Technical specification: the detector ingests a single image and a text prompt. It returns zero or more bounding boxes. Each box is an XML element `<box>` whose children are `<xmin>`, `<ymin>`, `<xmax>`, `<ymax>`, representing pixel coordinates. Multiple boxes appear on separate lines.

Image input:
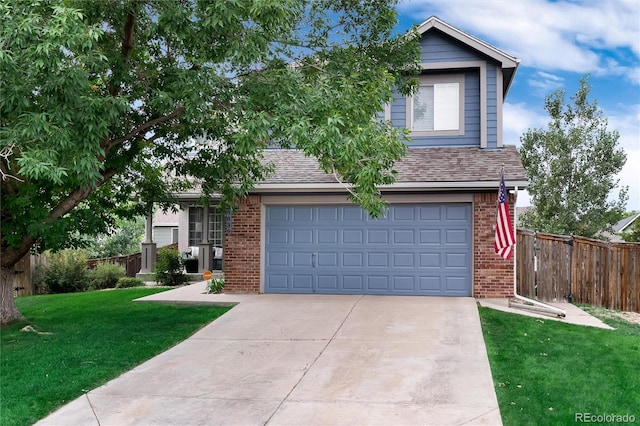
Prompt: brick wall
<box><xmin>473</xmin><ymin>192</ymin><xmax>515</xmax><ymax>298</ymax></box>
<box><xmin>223</xmin><ymin>195</ymin><xmax>261</xmax><ymax>293</ymax></box>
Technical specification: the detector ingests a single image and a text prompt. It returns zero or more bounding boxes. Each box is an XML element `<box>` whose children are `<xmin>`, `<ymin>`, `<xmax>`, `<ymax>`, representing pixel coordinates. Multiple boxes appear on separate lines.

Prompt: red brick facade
<box><xmin>223</xmin><ymin>195</ymin><xmax>262</xmax><ymax>293</ymax></box>
<box><xmin>224</xmin><ymin>193</ymin><xmax>516</xmax><ymax>298</ymax></box>
<box><xmin>473</xmin><ymin>192</ymin><xmax>516</xmax><ymax>298</ymax></box>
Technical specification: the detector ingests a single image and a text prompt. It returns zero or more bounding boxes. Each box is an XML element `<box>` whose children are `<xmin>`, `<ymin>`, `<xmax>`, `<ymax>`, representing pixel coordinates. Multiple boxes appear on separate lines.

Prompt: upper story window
<box><xmin>407</xmin><ymin>74</ymin><xmax>465</xmax><ymax>136</ymax></box>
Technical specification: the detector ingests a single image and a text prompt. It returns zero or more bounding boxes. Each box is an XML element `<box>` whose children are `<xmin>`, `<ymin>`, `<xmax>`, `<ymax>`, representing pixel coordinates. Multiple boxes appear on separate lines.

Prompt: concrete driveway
<box><xmin>36</xmin><ymin>291</ymin><xmax>501</xmax><ymax>425</ymax></box>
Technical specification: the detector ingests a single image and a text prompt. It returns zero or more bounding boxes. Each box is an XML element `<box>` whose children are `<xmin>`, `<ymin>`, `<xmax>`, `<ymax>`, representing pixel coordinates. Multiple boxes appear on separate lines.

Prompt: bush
<box><xmin>154</xmin><ymin>246</ymin><xmax>188</xmax><ymax>286</ymax></box>
<box><xmin>207</xmin><ymin>277</ymin><xmax>224</xmax><ymax>294</ymax></box>
<box><xmin>115</xmin><ymin>277</ymin><xmax>144</xmax><ymax>288</ymax></box>
<box><xmin>89</xmin><ymin>262</ymin><xmax>126</xmax><ymax>290</ymax></box>
<box><xmin>44</xmin><ymin>250</ymin><xmax>90</xmax><ymax>294</ymax></box>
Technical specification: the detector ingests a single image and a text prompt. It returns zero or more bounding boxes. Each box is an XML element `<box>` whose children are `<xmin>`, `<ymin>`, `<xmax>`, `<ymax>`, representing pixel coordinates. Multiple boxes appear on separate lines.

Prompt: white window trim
<box><xmin>406</xmin><ymin>74</ymin><xmax>465</xmax><ymax>137</ymax></box>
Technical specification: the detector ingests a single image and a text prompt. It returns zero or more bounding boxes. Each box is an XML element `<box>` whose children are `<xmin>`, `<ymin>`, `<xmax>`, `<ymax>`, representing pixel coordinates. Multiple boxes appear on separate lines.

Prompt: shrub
<box><xmin>44</xmin><ymin>250</ymin><xmax>90</xmax><ymax>294</ymax></box>
<box><xmin>154</xmin><ymin>246</ymin><xmax>188</xmax><ymax>286</ymax></box>
<box><xmin>207</xmin><ymin>277</ymin><xmax>224</xmax><ymax>294</ymax></box>
<box><xmin>115</xmin><ymin>277</ymin><xmax>144</xmax><ymax>288</ymax></box>
<box><xmin>89</xmin><ymin>262</ymin><xmax>126</xmax><ymax>290</ymax></box>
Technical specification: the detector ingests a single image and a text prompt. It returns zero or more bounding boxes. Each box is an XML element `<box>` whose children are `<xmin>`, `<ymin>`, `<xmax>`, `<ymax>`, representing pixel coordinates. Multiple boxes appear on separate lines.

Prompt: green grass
<box><xmin>1</xmin><ymin>288</ymin><xmax>231</xmax><ymax>426</ymax></box>
<box><xmin>479</xmin><ymin>307</ymin><xmax>640</xmax><ymax>426</ymax></box>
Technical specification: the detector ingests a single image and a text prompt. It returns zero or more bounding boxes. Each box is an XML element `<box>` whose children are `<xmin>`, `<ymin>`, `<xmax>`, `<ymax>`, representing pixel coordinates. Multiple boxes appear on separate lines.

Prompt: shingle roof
<box><xmin>260</xmin><ymin>145</ymin><xmax>527</xmax><ymax>188</ymax></box>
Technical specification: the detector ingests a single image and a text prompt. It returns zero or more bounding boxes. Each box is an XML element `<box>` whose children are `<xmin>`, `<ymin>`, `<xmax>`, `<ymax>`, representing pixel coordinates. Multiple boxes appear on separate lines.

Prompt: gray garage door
<box><xmin>264</xmin><ymin>204</ymin><xmax>471</xmax><ymax>296</ymax></box>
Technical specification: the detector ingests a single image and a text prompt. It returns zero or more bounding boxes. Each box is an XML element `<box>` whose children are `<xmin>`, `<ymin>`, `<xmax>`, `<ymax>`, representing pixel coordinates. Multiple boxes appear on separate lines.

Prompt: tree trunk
<box><xmin>1</xmin><ymin>266</ymin><xmax>24</xmax><ymax>325</ymax></box>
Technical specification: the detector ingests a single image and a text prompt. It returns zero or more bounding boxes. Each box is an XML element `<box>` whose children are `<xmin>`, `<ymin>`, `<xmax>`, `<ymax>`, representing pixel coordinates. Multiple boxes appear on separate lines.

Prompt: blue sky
<box><xmin>395</xmin><ymin>0</ymin><xmax>640</xmax><ymax>211</ymax></box>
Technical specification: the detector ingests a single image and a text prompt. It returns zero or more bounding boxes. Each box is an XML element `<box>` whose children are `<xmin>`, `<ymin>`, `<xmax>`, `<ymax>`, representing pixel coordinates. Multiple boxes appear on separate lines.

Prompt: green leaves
<box><xmin>519</xmin><ymin>76</ymin><xmax>628</xmax><ymax>238</ymax></box>
<box><xmin>1</xmin><ymin>0</ymin><xmax>419</xmax><ymax>264</ymax></box>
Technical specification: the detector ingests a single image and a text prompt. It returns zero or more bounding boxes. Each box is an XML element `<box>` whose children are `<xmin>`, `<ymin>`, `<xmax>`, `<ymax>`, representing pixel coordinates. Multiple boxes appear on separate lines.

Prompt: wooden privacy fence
<box><xmin>87</xmin><ymin>253</ymin><xmax>142</xmax><ymax>277</ymax></box>
<box><xmin>87</xmin><ymin>243</ymin><xmax>178</xmax><ymax>277</ymax></box>
<box><xmin>517</xmin><ymin>229</ymin><xmax>640</xmax><ymax>313</ymax></box>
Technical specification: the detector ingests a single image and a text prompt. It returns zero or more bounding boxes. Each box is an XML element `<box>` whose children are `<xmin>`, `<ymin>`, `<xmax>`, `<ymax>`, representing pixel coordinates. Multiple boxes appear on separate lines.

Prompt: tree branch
<box><xmin>101</xmin><ymin>106</ymin><xmax>186</xmax><ymax>155</ymax></box>
<box><xmin>1</xmin><ymin>168</ymin><xmax>118</xmax><ymax>268</ymax></box>
<box><xmin>109</xmin><ymin>10</ymin><xmax>136</xmax><ymax>97</ymax></box>
<box><xmin>121</xmin><ymin>11</ymin><xmax>135</xmax><ymax>61</ymax></box>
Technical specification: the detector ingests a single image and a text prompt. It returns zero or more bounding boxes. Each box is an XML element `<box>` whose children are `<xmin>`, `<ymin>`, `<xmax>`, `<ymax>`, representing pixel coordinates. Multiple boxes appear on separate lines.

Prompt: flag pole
<box><xmin>509</xmin><ymin>183</ymin><xmax>566</xmax><ymax>318</ymax></box>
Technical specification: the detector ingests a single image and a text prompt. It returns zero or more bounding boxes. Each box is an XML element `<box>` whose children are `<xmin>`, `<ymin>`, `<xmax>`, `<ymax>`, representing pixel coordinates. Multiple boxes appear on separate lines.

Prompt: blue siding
<box><xmin>419</xmin><ymin>32</ymin><xmax>478</xmax><ymax>63</ymax></box>
<box><xmin>486</xmin><ymin>64</ymin><xmax>498</xmax><ymax>148</ymax></box>
<box><xmin>265</xmin><ymin>204</ymin><xmax>472</xmax><ymax>296</ymax></box>
<box><xmin>390</xmin><ymin>93</ymin><xmax>405</xmax><ymax>128</ymax></box>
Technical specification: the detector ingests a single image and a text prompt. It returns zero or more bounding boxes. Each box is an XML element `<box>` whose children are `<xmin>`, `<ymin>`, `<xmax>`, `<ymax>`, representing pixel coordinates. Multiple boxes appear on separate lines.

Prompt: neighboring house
<box><xmin>152</xmin><ymin>209</ymin><xmax>179</xmax><ymax>248</ymax></box>
<box><xmin>608</xmin><ymin>212</ymin><xmax>640</xmax><ymax>242</ymax></box>
<box><xmin>149</xmin><ymin>16</ymin><xmax>528</xmax><ymax>298</ymax></box>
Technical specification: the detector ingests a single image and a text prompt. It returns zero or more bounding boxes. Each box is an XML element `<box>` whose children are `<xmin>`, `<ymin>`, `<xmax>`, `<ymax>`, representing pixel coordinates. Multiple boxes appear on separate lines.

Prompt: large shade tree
<box><xmin>519</xmin><ymin>76</ymin><xmax>627</xmax><ymax>238</ymax></box>
<box><xmin>0</xmin><ymin>0</ymin><xmax>421</xmax><ymax>323</ymax></box>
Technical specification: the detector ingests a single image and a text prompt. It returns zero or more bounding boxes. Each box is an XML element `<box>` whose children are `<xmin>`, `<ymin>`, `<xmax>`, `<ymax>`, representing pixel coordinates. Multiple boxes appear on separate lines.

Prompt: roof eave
<box><xmin>254</xmin><ymin>180</ymin><xmax>529</xmax><ymax>192</ymax></box>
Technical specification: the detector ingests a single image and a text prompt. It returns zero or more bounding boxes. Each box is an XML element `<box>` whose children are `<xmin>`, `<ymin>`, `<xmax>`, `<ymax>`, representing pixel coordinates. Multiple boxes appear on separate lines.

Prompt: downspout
<box><xmin>511</xmin><ymin>186</ymin><xmax>566</xmax><ymax>318</ymax></box>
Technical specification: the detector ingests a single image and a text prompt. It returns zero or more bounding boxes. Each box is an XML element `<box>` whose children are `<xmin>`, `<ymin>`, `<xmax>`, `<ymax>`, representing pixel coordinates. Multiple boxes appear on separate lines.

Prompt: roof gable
<box><xmin>416</xmin><ymin>16</ymin><xmax>519</xmax><ymax>96</ymax></box>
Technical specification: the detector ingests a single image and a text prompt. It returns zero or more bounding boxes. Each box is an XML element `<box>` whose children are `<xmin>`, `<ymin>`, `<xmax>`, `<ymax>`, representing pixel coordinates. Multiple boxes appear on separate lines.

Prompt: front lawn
<box><xmin>1</xmin><ymin>288</ymin><xmax>231</xmax><ymax>426</ymax></box>
<box><xmin>479</xmin><ymin>307</ymin><xmax>640</xmax><ymax>426</ymax></box>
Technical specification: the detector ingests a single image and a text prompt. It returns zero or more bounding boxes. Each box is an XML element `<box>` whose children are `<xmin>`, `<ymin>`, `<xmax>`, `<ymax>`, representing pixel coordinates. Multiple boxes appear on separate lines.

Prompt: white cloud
<box><xmin>399</xmin><ymin>0</ymin><xmax>640</xmax><ymax>81</ymax></box>
<box><xmin>527</xmin><ymin>71</ymin><xmax>565</xmax><ymax>95</ymax></box>
<box><xmin>503</xmin><ymin>102</ymin><xmax>548</xmax><ymax>145</ymax></box>
<box><xmin>608</xmin><ymin>105</ymin><xmax>640</xmax><ymax>210</ymax></box>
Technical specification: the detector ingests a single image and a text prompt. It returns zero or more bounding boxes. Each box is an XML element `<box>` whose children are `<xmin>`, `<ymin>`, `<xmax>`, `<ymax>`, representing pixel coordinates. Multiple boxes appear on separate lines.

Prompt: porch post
<box><xmin>139</xmin><ymin>205</ymin><xmax>157</xmax><ymax>274</ymax></box>
<box><xmin>197</xmin><ymin>205</ymin><xmax>212</xmax><ymax>272</ymax></box>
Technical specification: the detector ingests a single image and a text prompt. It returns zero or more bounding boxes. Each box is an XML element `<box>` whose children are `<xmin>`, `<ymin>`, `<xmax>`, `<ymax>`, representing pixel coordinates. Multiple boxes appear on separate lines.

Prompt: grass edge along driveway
<box><xmin>479</xmin><ymin>306</ymin><xmax>640</xmax><ymax>426</ymax></box>
<box><xmin>1</xmin><ymin>288</ymin><xmax>231</xmax><ymax>426</ymax></box>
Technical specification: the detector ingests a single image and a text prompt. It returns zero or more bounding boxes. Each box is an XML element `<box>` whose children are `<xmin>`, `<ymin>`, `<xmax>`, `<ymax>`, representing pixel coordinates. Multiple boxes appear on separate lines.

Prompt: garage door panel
<box><xmin>265</xmin><ymin>204</ymin><xmax>471</xmax><ymax>296</ymax></box>
<box><xmin>420</xmin><ymin>229</ymin><xmax>441</xmax><ymax>244</ymax></box>
<box><xmin>292</xmin><ymin>275</ymin><xmax>313</xmax><ymax>290</ymax></box>
<box><xmin>343</xmin><ymin>252</ymin><xmax>363</xmax><ymax>267</ymax></box>
<box><xmin>393</xmin><ymin>229</ymin><xmax>415</xmax><ymax>244</ymax></box>
<box><xmin>368</xmin><ymin>253</ymin><xmax>389</xmax><ymax>267</ymax></box>
<box><xmin>268</xmin><ymin>275</ymin><xmax>288</xmax><ymax>290</ymax></box>
<box><xmin>445</xmin><ymin>276</ymin><xmax>469</xmax><ymax>293</ymax></box>
<box><xmin>445</xmin><ymin>229</ymin><xmax>469</xmax><ymax>244</ymax></box>
<box><xmin>419</xmin><ymin>205</ymin><xmax>442</xmax><ymax>221</ymax></box>
<box><xmin>445</xmin><ymin>205</ymin><xmax>470</xmax><ymax>221</ymax></box>
<box><xmin>420</xmin><ymin>253</ymin><xmax>440</xmax><ymax>268</ymax></box>
<box><xmin>318</xmin><ymin>229</ymin><xmax>338</xmax><ymax>243</ymax></box>
<box><xmin>393</xmin><ymin>205</ymin><xmax>415</xmax><ymax>220</ymax></box>
<box><xmin>420</xmin><ymin>276</ymin><xmax>441</xmax><ymax>291</ymax></box>
<box><xmin>343</xmin><ymin>229</ymin><xmax>363</xmax><ymax>244</ymax></box>
<box><xmin>293</xmin><ymin>229</ymin><xmax>313</xmax><ymax>243</ymax></box>
<box><xmin>393</xmin><ymin>253</ymin><xmax>415</xmax><ymax>267</ymax></box>
<box><xmin>367</xmin><ymin>229</ymin><xmax>389</xmax><ymax>244</ymax></box>
<box><xmin>318</xmin><ymin>252</ymin><xmax>338</xmax><ymax>267</ymax></box>
<box><xmin>268</xmin><ymin>207</ymin><xmax>289</xmax><ymax>221</ymax></box>
<box><xmin>367</xmin><ymin>276</ymin><xmax>389</xmax><ymax>291</ymax></box>
<box><xmin>393</xmin><ymin>276</ymin><xmax>415</xmax><ymax>291</ymax></box>
<box><xmin>343</xmin><ymin>275</ymin><xmax>363</xmax><ymax>291</ymax></box>
<box><xmin>267</xmin><ymin>252</ymin><xmax>288</xmax><ymax>267</ymax></box>
<box><xmin>293</xmin><ymin>252</ymin><xmax>313</xmax><ymax>267</ymax></box>
<box><xmin>343</xmin><ymin>206</ymin><xmax>364</xmax><ymax>221</ymax></box>
<box><xmin>317</xmin><ymin>275</ymin><xmax>338</xmax><ymax>290</ymax></box>
<box><xmin>267</xmin><ymin>229</ymin><xmax>288</xmax><ymax>244</ymax></box>
<box><xmin>446</xmin><ymin>253</ymin><xmax>468</xmax><ymax>268</ymax></box>
<box><xmin>293</xmin><ymin>207</ymin><xmax>313</xmax><ymax>222</ymax></box>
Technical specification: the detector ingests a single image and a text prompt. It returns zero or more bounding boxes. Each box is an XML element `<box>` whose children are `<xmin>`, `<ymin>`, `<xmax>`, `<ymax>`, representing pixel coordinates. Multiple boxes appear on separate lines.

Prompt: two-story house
<box><xmin>149</xmin><ymin>16</ymin><xmax>528</xmax><ymax>299</ymax></box>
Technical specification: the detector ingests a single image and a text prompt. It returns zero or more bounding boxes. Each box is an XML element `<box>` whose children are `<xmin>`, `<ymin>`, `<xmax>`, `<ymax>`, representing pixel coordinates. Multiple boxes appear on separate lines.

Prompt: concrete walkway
<box><xmin>36</xmin><ymin>283</ymin><xmax>502</xmax><ymax>425</ymax></box>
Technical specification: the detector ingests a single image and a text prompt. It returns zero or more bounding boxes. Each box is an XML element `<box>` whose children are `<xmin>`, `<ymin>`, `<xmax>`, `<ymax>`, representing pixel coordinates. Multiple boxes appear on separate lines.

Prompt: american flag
<box><xmin>495</xmin><ymin>171</ymin><xmax>515</xmax><ymax>259</ymax></box>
